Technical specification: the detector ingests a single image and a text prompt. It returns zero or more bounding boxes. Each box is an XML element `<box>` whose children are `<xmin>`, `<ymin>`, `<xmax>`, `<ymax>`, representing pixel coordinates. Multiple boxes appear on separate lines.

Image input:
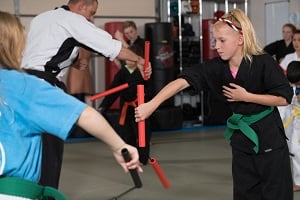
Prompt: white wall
<box><xmin>0</xmin><ymin>0</ymin><xmax>157</xmax><ymax>38</ymax></box>
<box><xmin>2</xmin><ymin>0</ymin><xmax>300</xmax><ymax>47</ymax></box>
<box><xmin>249</xmin><ymin>0</ymin><xmax>300</xmax><ymax>46</ymax></box>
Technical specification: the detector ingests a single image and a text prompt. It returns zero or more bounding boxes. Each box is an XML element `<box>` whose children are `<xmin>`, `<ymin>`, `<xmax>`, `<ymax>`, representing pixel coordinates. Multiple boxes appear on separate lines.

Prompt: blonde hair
<box><xmin>0</xmin><ymin>11</ymin><xmax>25</xmax><ymax>70</ymax></box>
<box><xmin>215</xmin><ymin>8</ymin><xmax>263</xmax><ymax>63</ymax></box>
<box><xmin>123</xmin><ymin>21</ymin><xmax>137</xmax><ymax>30</ymax></box>
<box><xmin>68</xmin><ymin>0</ymin><xmax>98</xmax><ymax>5</ymax></box>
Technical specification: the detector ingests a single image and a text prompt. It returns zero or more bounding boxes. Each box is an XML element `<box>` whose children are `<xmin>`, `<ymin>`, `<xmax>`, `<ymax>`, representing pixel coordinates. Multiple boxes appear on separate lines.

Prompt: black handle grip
<box><xmin>121</xmin><ymin>148</ymin><xmax>142</xmax><ymax>188</ymax></box>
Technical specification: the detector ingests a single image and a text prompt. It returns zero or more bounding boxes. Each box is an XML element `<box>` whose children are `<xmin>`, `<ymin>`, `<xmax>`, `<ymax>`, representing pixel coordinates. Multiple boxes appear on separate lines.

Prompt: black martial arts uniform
<box><xmin>100</xmin><ymin>66</ymin><xmax>152</xmax><ymax>165</ymax></box>
<box><xmin>127</xmin><ymin>36</ymin><xmax>145</xmax><ymax>53</ymax></box>
<box><xmin>264</xmin><ymin>39</ymin><xmax>295</xmax><ymax>63</ymax></box>
<box><xmin>21</xmin><ymin>5</ymin><xmax>122</xmax><ymax>190</ymax></box>
<box><xmin>179</xmin><ymin>54</ymin><xmax>294</xmax><ymax>200</ymax></box>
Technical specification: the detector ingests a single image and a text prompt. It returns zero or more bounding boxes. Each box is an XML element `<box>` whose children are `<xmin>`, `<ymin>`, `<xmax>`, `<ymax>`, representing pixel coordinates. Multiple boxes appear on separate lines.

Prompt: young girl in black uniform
<box><xmin>99</xmin><ymin>45</ymin><xmax>152</xmax><ymax>165</ymax></box>
<box><xmin>135</xmin><ymin>8</ymin><xmax>294</xmax><ymax>200</ymax></box>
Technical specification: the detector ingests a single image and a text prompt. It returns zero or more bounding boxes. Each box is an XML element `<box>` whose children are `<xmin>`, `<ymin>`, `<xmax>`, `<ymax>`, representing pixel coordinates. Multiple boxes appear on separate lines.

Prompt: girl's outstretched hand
<box><xmin>135</xmin><ymin>102</ymin><xmax>155</xmax><ymax>122</ymax></box>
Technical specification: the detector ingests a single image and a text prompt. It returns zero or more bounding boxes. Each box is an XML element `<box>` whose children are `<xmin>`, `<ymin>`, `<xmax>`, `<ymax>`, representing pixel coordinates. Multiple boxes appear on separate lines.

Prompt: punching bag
<box><xmin>145</xmin><ymin>22</ymin><xmax>175</xmax><ymax>107</ymax></box>
<box><xmin>145</xmin><ymin>22</ymin><xmax>182</xmax><ymax>130</ymax></box>
<box><xmin>104</xmin><ymin>22</ymin><xmax>124</xmax><ymax>110</ymax></box>
<box><xmin>202</xmin><ymin>19</ymin><xmax>218</xmax><ymax>61</ymax></box>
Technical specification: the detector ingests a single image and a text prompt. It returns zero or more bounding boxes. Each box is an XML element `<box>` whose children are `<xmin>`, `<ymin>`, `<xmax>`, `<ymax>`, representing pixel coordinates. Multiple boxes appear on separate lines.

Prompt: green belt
<box><xmin>224</xmin><ymin>106</ymin><xmax>274</xmax><ymax>154</ymax></box>
<box><xmin>0</xmin><ymin>177</ymin><xmax>67</xmax><ymax>200</ymax></box>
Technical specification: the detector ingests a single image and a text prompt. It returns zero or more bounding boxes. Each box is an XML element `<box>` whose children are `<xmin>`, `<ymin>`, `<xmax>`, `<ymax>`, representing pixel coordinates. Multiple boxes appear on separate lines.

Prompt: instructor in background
<box><xmin>21</xmin><ymin>0</ymin><xmax>151</xmax><ymax>191</ymax></box>
<box><xmin>264</xmin><ymin>23</ymin><xmax>296</xmax><ymax>63</ymax></box>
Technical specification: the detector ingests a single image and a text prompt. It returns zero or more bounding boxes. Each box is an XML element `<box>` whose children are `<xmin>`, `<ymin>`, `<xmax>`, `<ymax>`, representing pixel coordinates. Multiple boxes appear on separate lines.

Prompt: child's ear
<box><xmin>238</xmin><ymin>34</ymin><xmax>244</xmax><ymax>45</ymax></box>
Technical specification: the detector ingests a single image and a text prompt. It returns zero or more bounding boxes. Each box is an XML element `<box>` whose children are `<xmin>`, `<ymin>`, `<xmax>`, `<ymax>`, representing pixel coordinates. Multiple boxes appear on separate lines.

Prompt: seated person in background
<box><xmin>99</xmin><ymin>45</ymin><xmax>152</xmax><ymax>165</ymax></box>
<box><xmin>0</xmin><ymin>10</ymin><xmax>142</xmax><ymax>199</ymax></box>
<box><xmin>280</xmin><ymin>29</ymin><xmax>300</xmax><ymax>73</ymax></box>
<box><xmin>115</xmin><ymin>21</ymin><xmax>145</xmax><ymax>50</ymax></box>
<box><xmin>114</xmin><ymin>21</ymin><xmax>145</xmax><ymax>68</ymax></box>
<box><xmin>264</xmin><ymin>23</ymin><xmax>296</xmax><ymax>63</ymax></box>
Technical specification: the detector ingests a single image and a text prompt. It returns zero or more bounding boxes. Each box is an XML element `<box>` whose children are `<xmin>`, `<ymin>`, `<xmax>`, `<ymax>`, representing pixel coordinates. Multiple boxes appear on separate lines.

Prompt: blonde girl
<box><xmin>135</xmin><ymin>8</ymin><xmax>293</xmax><ymax>200</ymax></box>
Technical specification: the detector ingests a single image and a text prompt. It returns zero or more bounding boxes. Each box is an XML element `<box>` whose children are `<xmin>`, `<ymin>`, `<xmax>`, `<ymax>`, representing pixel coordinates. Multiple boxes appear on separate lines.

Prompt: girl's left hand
<box><xmin>222</xmin><ymin>83</ymin><xmax>249</xmax><ymax>102</ymax></box>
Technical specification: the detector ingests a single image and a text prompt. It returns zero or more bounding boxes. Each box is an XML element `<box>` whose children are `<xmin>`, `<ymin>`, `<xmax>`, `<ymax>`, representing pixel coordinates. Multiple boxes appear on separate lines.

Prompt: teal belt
<box><xmin>224</xmin><ymin>106</ymin><xmax>274</xmax><ymax>154</ymax></box>
<box><xmin>0</xmin><ymin>177</ymin><xmax>67</xmax><ymax>200</ymax></box>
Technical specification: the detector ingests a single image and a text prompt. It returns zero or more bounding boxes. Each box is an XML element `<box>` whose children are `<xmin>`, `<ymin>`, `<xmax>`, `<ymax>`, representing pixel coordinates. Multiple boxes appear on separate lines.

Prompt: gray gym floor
<box><xmin>59</xmin><ymin>127</ymin><xmax>300</xmax><ymax>200</ymax></box>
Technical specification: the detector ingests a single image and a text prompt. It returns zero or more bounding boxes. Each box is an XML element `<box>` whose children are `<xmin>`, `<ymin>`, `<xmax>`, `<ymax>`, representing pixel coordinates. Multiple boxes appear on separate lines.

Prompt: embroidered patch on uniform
<box><xmin>264</xmin><ymin>148</ymin><xmax>272</xmax><ymax>152</ymax></box>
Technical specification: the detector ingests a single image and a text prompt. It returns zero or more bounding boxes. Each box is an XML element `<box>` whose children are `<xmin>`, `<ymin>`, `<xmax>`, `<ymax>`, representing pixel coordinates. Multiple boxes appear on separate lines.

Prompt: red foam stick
<box><xmin>143</xmin><ymin>41</ymin><xmax>150</xmax><ymax>80</ymax></box>
<box><xmin>149</xmin><ymin>157</ymin><xmax>171</xmax><ymax>189</ymax></box>
<box><xmin>89</xmin><ymin>83</ymin><xmax>129</xmax><ymax>101</ymax></box>
<box><xmin>137</xmin><ymin>84</ymin><xmax>145</xmax><ymax>147</ymax></box>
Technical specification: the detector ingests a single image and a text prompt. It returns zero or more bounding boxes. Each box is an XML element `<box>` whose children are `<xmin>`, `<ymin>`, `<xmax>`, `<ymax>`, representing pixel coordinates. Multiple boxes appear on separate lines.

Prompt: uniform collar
<box><xmin>55</xmin><ymin>5</ymin><xmax>70</xmax><ymax>11</ymax></box>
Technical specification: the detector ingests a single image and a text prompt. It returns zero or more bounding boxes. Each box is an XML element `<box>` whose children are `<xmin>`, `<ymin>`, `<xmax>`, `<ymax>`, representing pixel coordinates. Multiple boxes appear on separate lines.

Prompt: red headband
<box><xmin>218</xmin><ymin>18</ymin><xmax>243</xmax><ymax>35</ymax></box>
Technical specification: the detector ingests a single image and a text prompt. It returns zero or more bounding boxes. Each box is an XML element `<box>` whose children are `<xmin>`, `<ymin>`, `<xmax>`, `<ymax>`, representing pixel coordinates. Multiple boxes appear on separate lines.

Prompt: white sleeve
<box><xmin>62</xmin><ymin>14</ymin><xmax>122</xmax><ymax>61</ymax></box>
<box><xmin>280</xmin><ymin>54</ymin><xmax>293</xmax><ymax>71</ymax></box>
<box><xmin>278</xmin><ymin>105</ymin><xmax>290</xmax><ymax>122</ymax></box>
<box><xmin>280</xmin><ymin>58</ymin><xmax>288</xmax><ymax>71</ymax></box>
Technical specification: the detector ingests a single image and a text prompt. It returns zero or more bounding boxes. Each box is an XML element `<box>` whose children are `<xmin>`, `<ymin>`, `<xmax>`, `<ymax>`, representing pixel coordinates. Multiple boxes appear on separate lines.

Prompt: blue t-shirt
<box><xmin>0</xmin><ymin>69</ymin><xmax>86</xmax><ymax>182</ymax></box>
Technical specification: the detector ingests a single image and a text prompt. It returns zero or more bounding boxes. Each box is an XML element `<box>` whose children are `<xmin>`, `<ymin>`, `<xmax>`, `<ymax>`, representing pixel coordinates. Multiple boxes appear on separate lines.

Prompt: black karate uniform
<box><xmin>127</xmin><ymin>36</ymin><xmax>145</xmax><ymax>53</ymax></box>
<box><xmin>264</xmin><ymin>39</ymin><xmax>295</xmax><ymax>63</ymax></box>
<box><xmin>100</xmin><ymin>66</ymin><xmax>153</xmax><ymax>165</ymax></box>
<box><xmin>179</xmin><ymin>54</ymin><xmax>294</xmax><ymax>200</ymax></box>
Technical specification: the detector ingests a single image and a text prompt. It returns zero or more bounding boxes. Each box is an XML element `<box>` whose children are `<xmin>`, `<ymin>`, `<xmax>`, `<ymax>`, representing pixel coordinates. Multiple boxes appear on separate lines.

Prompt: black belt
<box><xmin>24</xmin><ymin>69</ymin><xmax>67</xmax><ymax>92</ymax></box>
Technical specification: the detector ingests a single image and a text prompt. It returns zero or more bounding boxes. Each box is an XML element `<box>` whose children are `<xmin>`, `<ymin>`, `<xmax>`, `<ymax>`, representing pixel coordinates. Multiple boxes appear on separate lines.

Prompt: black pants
<box><xmin>232</xmin><ymin>145</ymin><xmax>293</xmax><ymax>200</ymax></box>
<box><xmin>121</xmin><ymin>107</ymin><xmax>152</xmax><ymax>165</ymax></box>
<box><xmin>25</xmin><ymin>69</ymin><xmax>67</xmax><ymax>191</ymax></box>
<box><xmin>39</xmin><ymin>134</ymin><xmax>64</xmax><ymax>189</ymax></box>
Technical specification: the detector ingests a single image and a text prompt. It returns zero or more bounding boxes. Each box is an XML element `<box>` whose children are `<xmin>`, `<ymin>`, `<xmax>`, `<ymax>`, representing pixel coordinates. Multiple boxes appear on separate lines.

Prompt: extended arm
<box><xmin>115</xmin><ymin>30</ymin><xmax>129</xmax><ymax>48</ymax></box>
<box><xmin>135</xmin><ymin>78</ymin><xmax>190</xmax><ymax>121</ymax></box>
